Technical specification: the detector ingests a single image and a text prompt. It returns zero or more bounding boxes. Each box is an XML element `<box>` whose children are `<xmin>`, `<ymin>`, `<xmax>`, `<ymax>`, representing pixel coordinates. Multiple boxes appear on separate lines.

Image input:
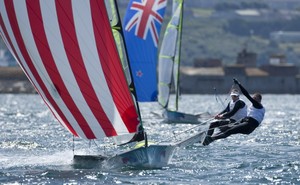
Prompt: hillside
<box><xmin>1</xmin><ymin>0</ymin><xmax>300</xmax><ymax>67</ymax></box>
<box><xmin>177</xmin><ymin>0</ymin><xmax>300</xmax><ymax>66</ymax></box>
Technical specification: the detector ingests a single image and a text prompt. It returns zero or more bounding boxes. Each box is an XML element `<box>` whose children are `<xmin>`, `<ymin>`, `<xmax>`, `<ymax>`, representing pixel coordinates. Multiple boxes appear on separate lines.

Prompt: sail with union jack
<box><xmin>123</xmin><ymin>0</ymin><xmax>167</xmax><ymax>102</ymax></box>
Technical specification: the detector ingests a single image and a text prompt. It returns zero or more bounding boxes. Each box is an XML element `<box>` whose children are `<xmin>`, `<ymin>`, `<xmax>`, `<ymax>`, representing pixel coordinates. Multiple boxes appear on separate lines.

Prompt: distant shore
<box><xmin>1</xmin><ymin>66</ymin><xmax>300</xmax><ymax>94</ymax></box>
<box><xmin>0</xmin><ymin>67</ymin><xmax>36</xmax><ymax>94</ymax></box>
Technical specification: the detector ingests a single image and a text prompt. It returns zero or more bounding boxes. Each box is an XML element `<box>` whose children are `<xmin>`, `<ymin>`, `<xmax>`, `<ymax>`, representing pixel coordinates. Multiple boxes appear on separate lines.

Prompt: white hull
<box><xmin>109</xmin><ymin>144</ymin><xmax>177</xmax><ymax>168</ymax></box>
<box><xmin>73</xmin><ymin>131</ymin><xmax>207</xmax><ymax>168</ymax></box>
<box><xmin>73</xmin><ymin>145</ymin><xmax>176</xmax><ymax>169</ymax></box>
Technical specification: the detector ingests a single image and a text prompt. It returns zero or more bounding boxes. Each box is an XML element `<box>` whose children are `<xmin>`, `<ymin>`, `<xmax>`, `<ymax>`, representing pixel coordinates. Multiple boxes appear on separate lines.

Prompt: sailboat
<box><xmin>158</xmin><ymin>0</ymin><xmax>204</xmax><ymax>124</ymax></box>
<box><xmin>0</xmin><ymin>0</ymin><xmax>206</xmax><ymax>168</ymax></box>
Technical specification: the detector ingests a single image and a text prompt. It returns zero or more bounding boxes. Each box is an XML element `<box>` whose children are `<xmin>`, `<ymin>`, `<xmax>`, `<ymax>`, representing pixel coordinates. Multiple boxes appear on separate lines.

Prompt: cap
<box><xmin>230</xmin><ymin>89</ymin><xmax>239</xmax><ymax>96</ymax></box>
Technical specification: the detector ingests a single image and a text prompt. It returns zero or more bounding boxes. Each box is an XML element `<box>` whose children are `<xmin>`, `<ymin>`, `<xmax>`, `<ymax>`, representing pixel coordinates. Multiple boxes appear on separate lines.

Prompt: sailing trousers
<box><xmin>207</xmin><ymin>119</ymin><xmax>235</xmax><ymax>137</ymax></box>
<box><xmin>211</xmin><ymin>117</ymin><xmax>259</xmax><ymax>140</ymax></box>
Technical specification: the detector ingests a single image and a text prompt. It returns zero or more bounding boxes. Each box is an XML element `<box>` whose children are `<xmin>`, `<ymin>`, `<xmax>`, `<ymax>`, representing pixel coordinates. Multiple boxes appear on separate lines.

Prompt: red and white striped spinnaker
<box><xmin>0</xmin><ymin>0</ymin><xmax>142</xmax><ymax>140</ymax></box>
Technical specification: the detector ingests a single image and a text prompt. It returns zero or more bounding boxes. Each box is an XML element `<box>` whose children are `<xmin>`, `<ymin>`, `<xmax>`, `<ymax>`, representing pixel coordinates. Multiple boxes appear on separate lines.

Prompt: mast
<box><xmin>109</xmin><ymin>0</ymin><xmax>145</xmax><ymax>142</ymax></box>
<box><xmin>174</xmin><ymin>0</ymin><xmax>184</xmax><ymax>110</ymax></box>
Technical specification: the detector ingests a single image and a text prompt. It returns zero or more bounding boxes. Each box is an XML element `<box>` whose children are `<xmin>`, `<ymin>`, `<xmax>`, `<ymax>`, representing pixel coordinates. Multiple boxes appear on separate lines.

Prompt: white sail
<box><xmin>158</xmin><ymin>0</ymin><xmax>183</xmax><ymax>109</ymax></box>
<box><xmin>157</xmin><ymin>0</ymin><xmax>203</xmax><ymax>124</ymax></box>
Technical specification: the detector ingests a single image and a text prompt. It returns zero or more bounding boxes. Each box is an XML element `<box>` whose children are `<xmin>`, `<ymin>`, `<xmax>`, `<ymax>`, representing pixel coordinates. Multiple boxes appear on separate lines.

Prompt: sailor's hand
<box><xmin>214</xmin><ymin>114</ymin><xmax>222</xmax><ymax>119</ymax></box>
<box><xmin>233</xmin><ymin>78</ymin><xmax>240</xmax><ymax>85</ymax></box>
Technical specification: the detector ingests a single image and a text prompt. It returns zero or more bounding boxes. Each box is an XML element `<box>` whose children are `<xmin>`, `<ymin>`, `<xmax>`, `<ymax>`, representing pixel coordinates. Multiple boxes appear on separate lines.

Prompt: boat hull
<box><xmin>72</xmin><ymin>131</ymin><xmax>207</xmax><ymax>169</ymax></box>
<box><xmin>72</xmin><ymin>145</ymin><xmax>176</xmax><ymax>169</ymax></box>
<box><xmin>163</xmin><ymin>109</ymin><xmax>200</xmax><ymax>124</ymax></box>
<box><xmin>72</xmin><ymin>155</ymin><xmax>107</xmax><ymax>169</ymax></box>
<box><xmin>109</xmin><ymin>144</ymin><xmax>177</xmax><ymax>168</ymax></box>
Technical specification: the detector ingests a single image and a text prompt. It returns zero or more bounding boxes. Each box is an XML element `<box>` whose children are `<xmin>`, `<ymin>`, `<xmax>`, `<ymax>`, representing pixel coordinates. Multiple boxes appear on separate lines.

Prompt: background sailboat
<box><xmin>0</xmin><ymin>0</ymin><xmax>206</xmax><ymax>168</ymax></box>
<box><xmin>158</xmin><ymin>0</ymin><xmax>205</xmax><ymax>124</ymax></box>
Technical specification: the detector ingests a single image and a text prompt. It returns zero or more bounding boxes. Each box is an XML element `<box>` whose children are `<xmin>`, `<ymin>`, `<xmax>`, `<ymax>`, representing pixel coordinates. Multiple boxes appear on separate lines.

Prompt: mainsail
<box><xmin>123</xmin><ymin>0</ymin><xmax>167</xmax><ymax>102</ymax></box>
<box><xmin>158</xmin><ymin>0</ymin><xmax>183</xmax><ymax>109</ymax></box>
<box><xmin>0</xmin><ymin>0</ymin><xmax>142</xmax><ymax>143</ymax></box>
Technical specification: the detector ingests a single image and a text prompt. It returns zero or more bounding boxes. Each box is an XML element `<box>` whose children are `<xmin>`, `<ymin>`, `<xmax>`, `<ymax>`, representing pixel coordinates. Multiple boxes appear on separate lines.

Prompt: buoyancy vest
<box><xmin>229</xmin><ymin>99</ymin><xmax>247</xmax><ymax>121</ymax></box>
<box><xmin>247</xmin><ymin>105</ymin><xmax>265</xmax><ymax>124</ymax></box>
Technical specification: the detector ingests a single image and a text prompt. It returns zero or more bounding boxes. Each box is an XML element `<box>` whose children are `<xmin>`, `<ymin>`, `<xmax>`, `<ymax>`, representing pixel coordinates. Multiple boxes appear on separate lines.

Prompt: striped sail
<box><xmin>123</xmin><ymin>0</ymin><xmax>167</xmax><ymax>102</ymax></box>
<box><xmin>158</xmin><ymin>0</ymin><xmax>183</xmax><ymax>109</ymax></box>
<box><xmin>0</xmin><ymin>0</ymin><xmax>142</xmax><ymax>141</ymax></box>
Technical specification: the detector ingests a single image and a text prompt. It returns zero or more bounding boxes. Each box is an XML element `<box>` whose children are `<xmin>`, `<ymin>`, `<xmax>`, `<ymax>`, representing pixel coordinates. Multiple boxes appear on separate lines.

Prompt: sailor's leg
<box><xmin>207</xmin><ymin>120</ymin><xmax>229</xmax><ymax>136</ymax></box>
<box><xmin>212</xmin><ymin>121</ymin><xmax>251</xmax><ymax>140</ymax></box>
<box><xmin>216</xmin><ymin>119</ymin><xmax>236</xmax><ymax>133</ymax></box>
<box><xmin>206</xmin><ymin>121</ymin><xmax>217</xmax><ymax>137</ymax></box>
<box><xmin>203</xmin><ymin>120</ymin><xmax>230</xmax><ymax>145</ymax></box>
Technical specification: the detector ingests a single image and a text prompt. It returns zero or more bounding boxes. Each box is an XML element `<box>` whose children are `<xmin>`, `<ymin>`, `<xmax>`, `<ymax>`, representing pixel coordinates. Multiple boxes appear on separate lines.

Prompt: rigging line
<box><xmin>92</xmin><ymin>139</ymin><xmax>100</xmax><ymax>148</ymax></box>
<box><xmin>211</xmin><ymin>84</ymin><xmax>237</xmax><ymax>117</ymax></box>
<box><xmin>160</xmin><ymin>117</ymin><xmax>246</xmax><ymax>144</ymax></box>
<box><xmin>214</xmin><ymin>87</ymin><xmax>226</xmax><ymax>109</ymax></box>
<box><xmin>72</xmin><ymin>135</ymin><xmax>75</xmax><ymax>156</ymax></box>
<box><xmin>158</xmin><ymin>117</ymin><xmax>215</xmax><ymax>143</ymax></box>
<box><xmin>187</xmin><ymin>85</ymin><xmax>238</xmax><ymax>134</ymax></box>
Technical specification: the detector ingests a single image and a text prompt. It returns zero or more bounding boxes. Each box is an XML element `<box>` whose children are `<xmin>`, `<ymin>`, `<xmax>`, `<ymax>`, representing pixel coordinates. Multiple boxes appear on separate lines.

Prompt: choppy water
<box><xmin>0</xmin><ymin>94</ymin><xmax>299</xmax><ymax>184</ymax></box>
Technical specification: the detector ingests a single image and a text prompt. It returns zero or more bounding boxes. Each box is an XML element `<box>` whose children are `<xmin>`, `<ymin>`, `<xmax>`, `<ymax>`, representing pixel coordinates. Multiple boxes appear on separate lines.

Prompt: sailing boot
<box><xmin>202</xmin><ymin>136</ymin><xmax>214</xmax><ymax>146</ymax></box>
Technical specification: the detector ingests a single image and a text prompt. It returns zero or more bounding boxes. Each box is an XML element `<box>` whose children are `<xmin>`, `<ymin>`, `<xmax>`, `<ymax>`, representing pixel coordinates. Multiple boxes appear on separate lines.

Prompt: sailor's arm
<box><xmin>215</xmin><ymin>103</ymin><xmax>230</xmax><ymax>119</ymax></box>
<box><xmin>233</xmin><ymin>79</ymin><xmax>262</xmax><ymax>108</ymax></box>
<box><xmin>221</xmin><ymin>100</ymin><xmax>245</xmax><ymax>118</ymax></box>
<box><xmin>233</xmin><ymin>79</ymin><xmax>256</xmax><ymax>102</ymax></box>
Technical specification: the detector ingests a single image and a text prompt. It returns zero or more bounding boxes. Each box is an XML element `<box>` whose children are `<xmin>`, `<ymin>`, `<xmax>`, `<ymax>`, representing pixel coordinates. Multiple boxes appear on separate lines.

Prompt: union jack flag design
<box><xmin>125</xmin><ymin>0</ymin><xmax>167</xmax><ymax>47</ymax></box>
<box><xmin>123</xmin><ymin>0</ymin><xmax>167</xmax><ymax>102</ymax></box>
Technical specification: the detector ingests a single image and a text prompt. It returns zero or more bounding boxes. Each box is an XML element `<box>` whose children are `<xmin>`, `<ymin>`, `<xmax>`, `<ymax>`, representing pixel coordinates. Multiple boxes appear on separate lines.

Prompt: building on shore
<box><xmin>180</xmin><ymin>49</ymin><xmax>300</xmax><ymax>94</ymax></box>
<box><xmin>0</xmin><ymin>49</ymin><xmax>300</xmax><ymax>94</ymax></box>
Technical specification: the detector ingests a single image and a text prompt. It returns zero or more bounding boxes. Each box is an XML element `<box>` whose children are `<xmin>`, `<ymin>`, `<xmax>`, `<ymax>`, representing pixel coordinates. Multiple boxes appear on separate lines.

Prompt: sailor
<box><xmin>203</xmin><ymin>78</ymin><xmax>265</xmax><ymax>146</ymax></box>
<box><xmin>203</xmin><ymin>88</ymin><xmax>247</xmax><ymax>145</ymax></box>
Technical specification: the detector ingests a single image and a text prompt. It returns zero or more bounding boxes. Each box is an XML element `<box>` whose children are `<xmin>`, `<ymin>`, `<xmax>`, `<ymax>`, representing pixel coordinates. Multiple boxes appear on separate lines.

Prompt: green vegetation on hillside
<box><xmin>176</xmin><ymin>7</ymin><xmax>300</xmax><ymax>66</ymax></box>
<box><xmin>1</xmin><ymin>1</ymin><xmax>300</xmax><ymax>67</ymax></box>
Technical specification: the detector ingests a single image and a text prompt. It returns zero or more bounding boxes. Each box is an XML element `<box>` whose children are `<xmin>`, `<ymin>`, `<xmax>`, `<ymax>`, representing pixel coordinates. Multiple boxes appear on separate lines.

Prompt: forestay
<box><xmin>0</xmin><ymin>0</ymin><xmax>142</xmax><ymax>142</ymax></box>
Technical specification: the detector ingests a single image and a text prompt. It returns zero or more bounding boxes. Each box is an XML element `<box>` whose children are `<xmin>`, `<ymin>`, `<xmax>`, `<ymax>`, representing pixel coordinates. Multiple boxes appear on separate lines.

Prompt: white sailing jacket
<box><xmin>247</xmin><ymin>105</ymin><xmax>265</xmax><ymax>124</ymax></box>
<box><xmin>229</xmin><ymin>99</ymin><xmax>247</xmax><ymax>121</ymax></box>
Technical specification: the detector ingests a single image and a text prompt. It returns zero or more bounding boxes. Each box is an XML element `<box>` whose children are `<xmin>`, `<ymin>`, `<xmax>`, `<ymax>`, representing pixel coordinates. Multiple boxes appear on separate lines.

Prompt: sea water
<box><xmin>0</xmin><ymin>94</ymin><xmax>299</xmax><ymax>184</ymax></box>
